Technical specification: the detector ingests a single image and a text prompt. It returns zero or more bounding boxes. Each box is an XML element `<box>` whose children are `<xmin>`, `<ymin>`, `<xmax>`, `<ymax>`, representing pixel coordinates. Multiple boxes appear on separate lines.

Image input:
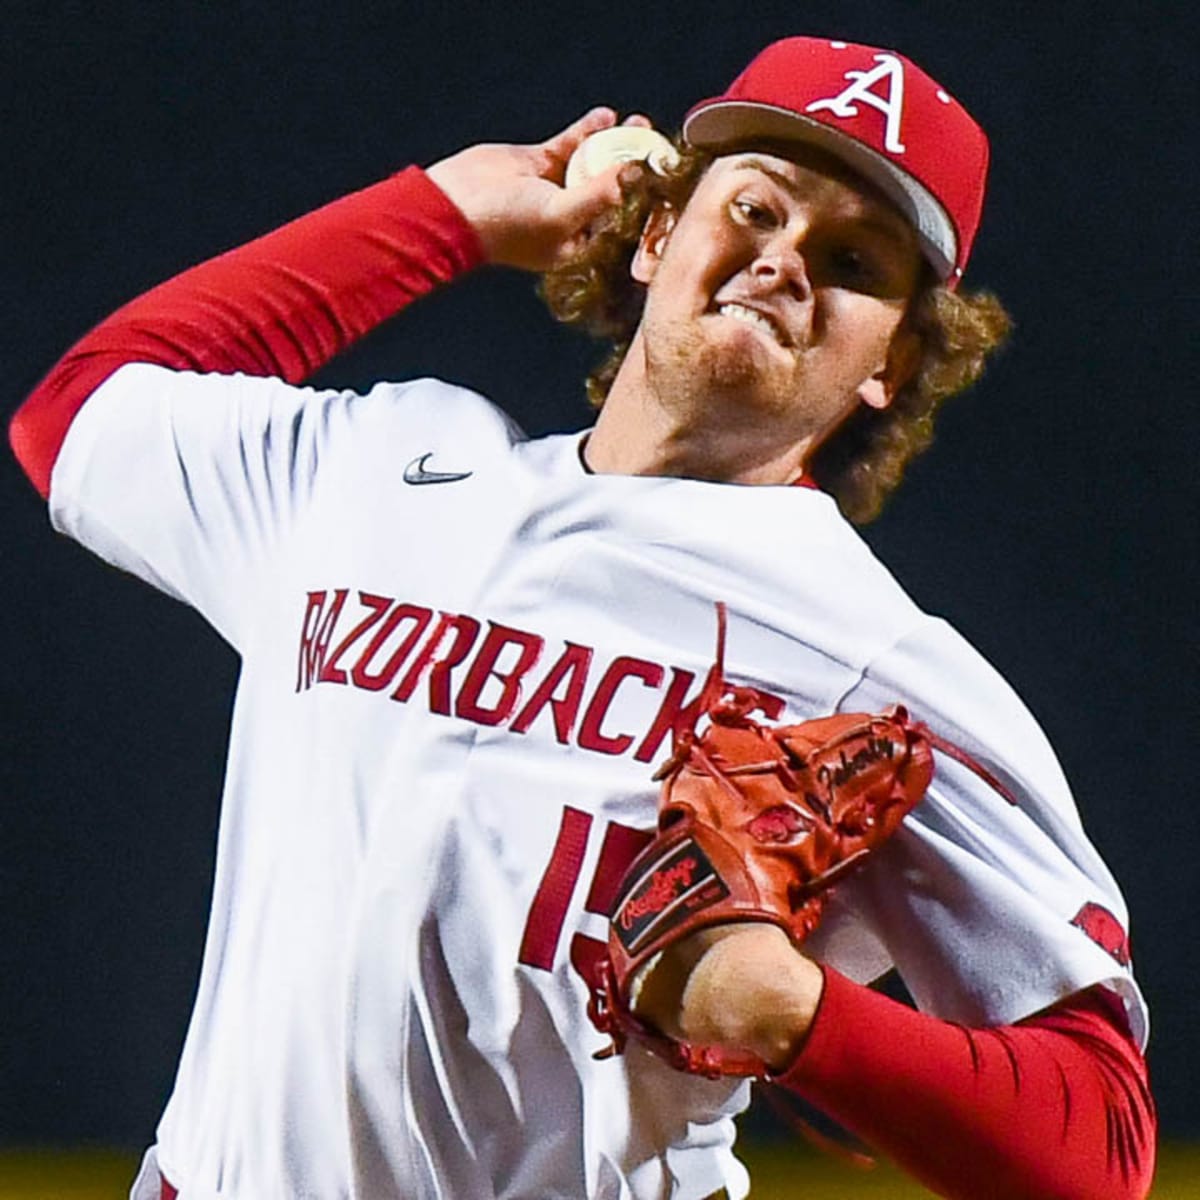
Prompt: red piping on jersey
<box><xmin>9</xmin><ymin>166</ymin><xmax>484</xmax><ymax>498</ymax></box>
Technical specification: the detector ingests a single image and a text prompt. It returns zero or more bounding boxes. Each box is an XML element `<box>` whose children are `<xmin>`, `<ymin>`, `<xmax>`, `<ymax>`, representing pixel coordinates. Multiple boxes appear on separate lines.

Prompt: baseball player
<box><xmin>11</xmin><ymin>36</ymin><xmax>1154</xmax><ymax>1200</ymax></box>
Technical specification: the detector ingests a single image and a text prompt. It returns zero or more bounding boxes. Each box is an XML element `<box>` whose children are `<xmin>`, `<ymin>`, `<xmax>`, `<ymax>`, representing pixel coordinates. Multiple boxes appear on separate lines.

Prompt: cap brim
<box><xmin>684</xmin><ymin>100</ymin><xmax>957</xmax><ymax>281</ymax></box>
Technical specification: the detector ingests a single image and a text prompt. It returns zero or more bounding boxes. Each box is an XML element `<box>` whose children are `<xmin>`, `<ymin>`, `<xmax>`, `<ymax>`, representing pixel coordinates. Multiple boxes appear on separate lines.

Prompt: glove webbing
<box><xmin>667</xmin><ymin>602</ymin><xmax>1020</xmax><ymax>808</ymax></box>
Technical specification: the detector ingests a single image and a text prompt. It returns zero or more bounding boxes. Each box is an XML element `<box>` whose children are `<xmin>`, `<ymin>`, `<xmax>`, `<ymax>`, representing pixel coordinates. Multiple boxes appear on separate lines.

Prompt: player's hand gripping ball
<box><xmin>564</xmin><ymin>125</ymin><xmax>680</xmax><ymax>188</ymax></box>
<box><xmin>588</xmin><ymin>605</ymin><xmax>937</xmax><ymax>1079</ymax></box>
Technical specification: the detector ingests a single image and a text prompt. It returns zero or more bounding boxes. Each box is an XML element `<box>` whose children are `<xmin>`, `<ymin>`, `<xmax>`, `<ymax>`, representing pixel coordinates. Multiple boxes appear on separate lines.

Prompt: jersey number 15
<box><xmin>517</xmin><ymin>806</ymin><xmax>652</xmax><ymax>992</ymax></box>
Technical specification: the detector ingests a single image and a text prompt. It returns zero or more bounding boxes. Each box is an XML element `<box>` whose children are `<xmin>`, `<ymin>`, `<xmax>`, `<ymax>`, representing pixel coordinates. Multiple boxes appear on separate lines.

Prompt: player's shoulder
<box><xmin>800</xmin><ymin>490</ymin><xmax>928</xmax><ymax>609</ymax></box>
<box><xmin>93</xmin><ymin>363</ymin><xmax>524</xmax><ymax>440</ymax></box>
<box><xmin>334</xmin><ymin>375</ymin><xmax>526</xmax><ymax>444</ymax></box>
<box><xmin>67</xmin><ymin>364</ymin><xmax>531</xmax><ymax>496</ymax></box>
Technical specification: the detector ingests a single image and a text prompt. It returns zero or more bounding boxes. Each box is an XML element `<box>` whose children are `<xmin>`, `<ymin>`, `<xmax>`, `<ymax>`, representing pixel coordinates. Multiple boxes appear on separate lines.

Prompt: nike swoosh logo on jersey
<box><xmin>402</xmin><ymin>452</ymin><xmax>473</xmax><ymax>485</ymax></box>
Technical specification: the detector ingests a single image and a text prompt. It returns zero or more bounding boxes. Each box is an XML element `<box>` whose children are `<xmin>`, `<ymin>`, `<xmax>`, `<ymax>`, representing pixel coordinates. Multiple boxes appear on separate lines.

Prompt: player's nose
<box><xmin>750</xmin><ymin>237</ymin><xmax>811</xmax><ymax>301</ymax></box>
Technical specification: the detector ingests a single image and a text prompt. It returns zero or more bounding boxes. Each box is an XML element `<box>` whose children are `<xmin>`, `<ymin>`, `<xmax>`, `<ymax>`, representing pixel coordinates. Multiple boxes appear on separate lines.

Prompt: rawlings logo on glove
<box><xmin>588</xmin><ymin>602</ymin><xmax>1014</xmax><ymax>1080</ymax></box>
<box><xmin>613</xmin><ymin>842</ymin><xmax>728</xmax><ymax>952</ymax></box>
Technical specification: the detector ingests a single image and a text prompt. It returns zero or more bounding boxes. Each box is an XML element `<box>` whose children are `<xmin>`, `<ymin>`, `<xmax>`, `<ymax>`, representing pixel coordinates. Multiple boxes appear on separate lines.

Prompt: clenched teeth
<box><xmin>716</xmin><ymin>302</ymin><xmax>784</xmax><ymax>345</ymax></box>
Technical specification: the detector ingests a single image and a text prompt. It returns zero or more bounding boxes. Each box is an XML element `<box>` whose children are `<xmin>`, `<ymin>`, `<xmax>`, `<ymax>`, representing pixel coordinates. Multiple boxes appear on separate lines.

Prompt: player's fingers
<box><xmin>544</xmin><ymin>160</ymin><xmax>638</xmax><ymax>268</ymax></box>
<box><xmin>554</xmin><ymin>158</ymin><xmax>633</xmax><ymax>225</ymax></box>
<box><xmin>540</xmin><ymin>106</ymin><xmax>619</xmax><ymax>167</ymax></box>
<box><xmin>621</xmin><ymin>112</ymin><xmax>654</xmax><ymax>128</ymax></box>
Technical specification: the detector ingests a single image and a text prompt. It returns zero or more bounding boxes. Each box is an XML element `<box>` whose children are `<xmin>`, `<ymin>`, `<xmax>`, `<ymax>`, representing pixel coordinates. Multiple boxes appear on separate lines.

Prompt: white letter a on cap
<box><xmin>806</xmin><ymin>53</ymin><xmax>906</xmax><ymax>154</ymax></box>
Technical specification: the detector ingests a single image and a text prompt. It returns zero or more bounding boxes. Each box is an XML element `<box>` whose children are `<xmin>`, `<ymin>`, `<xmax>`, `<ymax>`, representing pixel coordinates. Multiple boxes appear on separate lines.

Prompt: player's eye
<box><xmin>828</xmin><ymin>245</ymin><xmax>883</xmax><ymax>290</ymax></box>
<box><xmin>731</xmin><ymin>197</ymin><xmax>779</xmax><ymax>229</ymax></box>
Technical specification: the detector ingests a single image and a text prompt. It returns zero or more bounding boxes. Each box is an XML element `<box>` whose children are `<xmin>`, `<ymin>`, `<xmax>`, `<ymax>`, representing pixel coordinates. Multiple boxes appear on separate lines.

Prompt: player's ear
<box><xmin>856</xmin><ymin>327</ymin><xmax>920</xmax><ymax>411</ymax></box>
<box><xmin>631</xmin><ymin>205</ymin><xmax>676</xmax><ymax>284</ymax></box>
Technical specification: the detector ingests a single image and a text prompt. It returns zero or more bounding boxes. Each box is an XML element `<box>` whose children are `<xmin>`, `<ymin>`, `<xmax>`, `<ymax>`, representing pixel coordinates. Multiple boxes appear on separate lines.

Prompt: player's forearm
<box><xmin>9</xmin><ymin>165</ymin><xmax>483</xmax><ymax>498</ymax></box>
<box><xmin>778</xmin><ymin>969</ymin><xmax>1155</xmax><ymax>1199</ymax></box>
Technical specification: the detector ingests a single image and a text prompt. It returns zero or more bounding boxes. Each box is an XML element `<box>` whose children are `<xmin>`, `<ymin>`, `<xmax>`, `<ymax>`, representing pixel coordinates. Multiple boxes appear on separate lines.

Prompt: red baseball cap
<box><xmin>683</xmin><ymin>37</ymin><xmax>989</xmax><ymax>284</ymax></box>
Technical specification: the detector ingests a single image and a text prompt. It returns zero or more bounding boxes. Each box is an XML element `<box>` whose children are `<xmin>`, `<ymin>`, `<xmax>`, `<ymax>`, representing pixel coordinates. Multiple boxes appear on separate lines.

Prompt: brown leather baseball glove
<box><xmin>588</xmin><ymin>603</ymin><xmax>995</xmax><ymax>1080</ymax></box>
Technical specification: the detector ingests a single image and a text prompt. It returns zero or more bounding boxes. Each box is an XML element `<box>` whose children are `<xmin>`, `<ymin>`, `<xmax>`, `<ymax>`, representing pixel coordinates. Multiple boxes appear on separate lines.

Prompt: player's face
<box><xmin>630</xmin><ymin>147</ymin><xmax>922</xmax><ymax>451</ymax></box>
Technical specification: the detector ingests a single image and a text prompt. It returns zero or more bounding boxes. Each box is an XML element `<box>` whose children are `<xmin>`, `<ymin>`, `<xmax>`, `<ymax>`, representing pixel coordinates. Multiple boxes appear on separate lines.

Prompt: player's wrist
<box><xmin>635</xmin><ymin>923</ymin><xmax>824</xmax><ymax>1070</ymax></box>
<box><xmin>685</xmin><ymin>927</ymin><xmax>824</xmax><ymax>1070</ymax></box>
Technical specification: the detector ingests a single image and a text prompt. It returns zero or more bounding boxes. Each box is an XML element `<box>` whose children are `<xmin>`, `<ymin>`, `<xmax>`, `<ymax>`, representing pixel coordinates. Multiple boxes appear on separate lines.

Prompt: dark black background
<box><xmin>3</xmin><ymin>0</ymin><xmax>1196</xmax><ymax>1151</ymax></box>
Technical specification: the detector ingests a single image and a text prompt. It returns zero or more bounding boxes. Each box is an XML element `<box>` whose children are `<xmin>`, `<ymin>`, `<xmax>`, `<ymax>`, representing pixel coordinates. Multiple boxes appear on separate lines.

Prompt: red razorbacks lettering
<box><xmin>1071</xmin><ymin>901</ymin><xmax>1132</xmax><ymax>967</ymax></box>
<box><xmin>618</xmin><ymin>858</ymin><xmax>699</xmax><ymax>929</ymax></box>
<box><xmin>295</xmin><ymin>588</ymin><xmax>785</xmax><ymax>763</ymax></box>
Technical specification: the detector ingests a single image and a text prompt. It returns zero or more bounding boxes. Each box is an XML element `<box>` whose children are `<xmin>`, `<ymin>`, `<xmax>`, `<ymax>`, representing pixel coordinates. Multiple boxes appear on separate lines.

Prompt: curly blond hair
<box><xmin>540</xmin><ymin>141</ymin><xmax>1012</xmax><ymax>523</ymax></box>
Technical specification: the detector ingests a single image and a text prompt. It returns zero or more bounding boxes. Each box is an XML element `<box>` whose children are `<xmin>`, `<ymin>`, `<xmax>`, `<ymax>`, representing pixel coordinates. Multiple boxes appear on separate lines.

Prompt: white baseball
<box><xmin>564</xmin><ymin>126</ymin><xmax>680</xmax><ymax>189</ymax></box>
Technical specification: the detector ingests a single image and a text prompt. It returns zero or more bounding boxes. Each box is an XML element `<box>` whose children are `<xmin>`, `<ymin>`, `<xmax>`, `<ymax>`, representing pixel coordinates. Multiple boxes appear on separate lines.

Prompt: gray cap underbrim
<box><xmin>684</xmin><ymin>100</ymin><xmax>958</xmax><ymax>280</ymax></box>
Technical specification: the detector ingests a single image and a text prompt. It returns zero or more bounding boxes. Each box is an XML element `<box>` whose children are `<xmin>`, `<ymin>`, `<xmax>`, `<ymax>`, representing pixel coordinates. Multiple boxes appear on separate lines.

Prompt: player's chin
<box><xmin>700</xmin><ymin>342</ymin><xmax>796</xmax><ymax>402</ymax></box>
<box><xmin>712</xmin><ymin>332</ymin><xmax>800</xmax><ymax>389</ymax></box>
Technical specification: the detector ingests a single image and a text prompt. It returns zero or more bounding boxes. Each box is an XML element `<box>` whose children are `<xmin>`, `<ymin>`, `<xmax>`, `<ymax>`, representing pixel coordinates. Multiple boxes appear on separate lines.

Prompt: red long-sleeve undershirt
<box><xmin>9</xmin><ymin>165</ymin><xmax>1155</xmax><ymax>1198</ymax></box>
<box><xmin>781</xmin><ymin>968</ymin><xmax>1153</xmax><ymax>1198</ymax></box>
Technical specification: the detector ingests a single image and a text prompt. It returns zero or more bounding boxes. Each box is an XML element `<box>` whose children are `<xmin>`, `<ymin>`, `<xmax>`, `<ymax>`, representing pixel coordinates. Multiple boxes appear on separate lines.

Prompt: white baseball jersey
<box><xmin>49</xmin><ymin>361</ymin><xmax>1146</xmax><ymax>1200</ymax></box>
